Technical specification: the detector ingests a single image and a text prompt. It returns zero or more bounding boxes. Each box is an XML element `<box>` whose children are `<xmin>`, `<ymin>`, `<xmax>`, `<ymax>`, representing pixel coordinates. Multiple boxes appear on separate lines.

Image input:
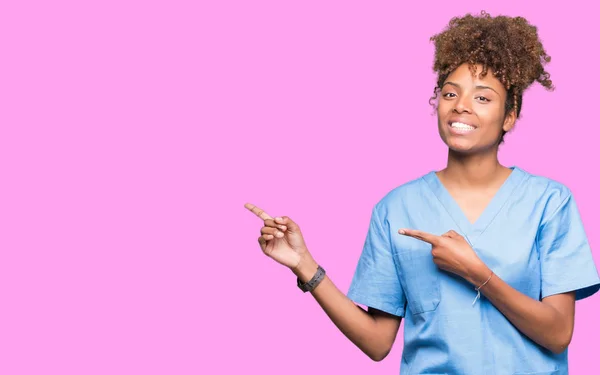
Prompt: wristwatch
<box><xmin>297</xmin><ymin>265</ymin><xmax>326</xmax><ymax>293</ymax></box>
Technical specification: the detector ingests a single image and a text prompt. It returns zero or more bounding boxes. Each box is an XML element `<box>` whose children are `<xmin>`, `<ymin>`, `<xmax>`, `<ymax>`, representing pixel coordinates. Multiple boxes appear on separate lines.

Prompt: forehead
<box><xmin>445</xmin><ymin>63</ymin><xmax>504</xmax><ymax>89</ymax></box>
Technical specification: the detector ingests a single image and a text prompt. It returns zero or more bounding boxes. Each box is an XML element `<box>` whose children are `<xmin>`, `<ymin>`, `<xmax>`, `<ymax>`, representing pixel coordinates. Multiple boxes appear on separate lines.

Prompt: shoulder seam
<box><xmin>539</xmin><ymin>190</ymin><xmax>573</xmax><ymax>228</ymax></box>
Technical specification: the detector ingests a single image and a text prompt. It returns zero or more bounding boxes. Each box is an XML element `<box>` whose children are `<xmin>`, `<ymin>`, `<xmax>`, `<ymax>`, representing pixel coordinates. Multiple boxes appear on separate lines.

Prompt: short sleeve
<box><xmin>347</xmin><ymin>204</ymin><xmax>406</xmax><ymax>317</ymax></box>
<box><xmin>538</xmin><ymin>193</ymin><xmax>600</xmax><ymax>300</ymax></box>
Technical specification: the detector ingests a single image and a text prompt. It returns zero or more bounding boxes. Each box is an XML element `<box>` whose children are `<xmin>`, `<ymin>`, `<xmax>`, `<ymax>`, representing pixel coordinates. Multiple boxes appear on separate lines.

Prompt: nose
<box><xmin>453</xmin><ymin>95</ymin><xmax>472</xmax><ymax>114</ymax></box>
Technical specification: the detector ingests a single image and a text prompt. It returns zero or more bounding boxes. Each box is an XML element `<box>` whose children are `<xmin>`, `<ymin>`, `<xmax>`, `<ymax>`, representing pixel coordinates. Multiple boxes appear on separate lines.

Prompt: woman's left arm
<box><xmin>468</xmin><ymin>262</ymin><xmax>575</xmax><ymax>355</ymax></box>
<box><xmin>398</xmin><ymin>228</ymin><xmax>575</xmax><ymax>355</ymax></box>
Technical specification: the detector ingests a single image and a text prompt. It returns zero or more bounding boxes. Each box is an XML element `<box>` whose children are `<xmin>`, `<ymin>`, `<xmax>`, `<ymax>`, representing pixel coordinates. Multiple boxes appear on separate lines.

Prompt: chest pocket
<box><xmin>395</xmin><ymin>240</ymin><xmax>441</xmax><ymax>314</ymax></box>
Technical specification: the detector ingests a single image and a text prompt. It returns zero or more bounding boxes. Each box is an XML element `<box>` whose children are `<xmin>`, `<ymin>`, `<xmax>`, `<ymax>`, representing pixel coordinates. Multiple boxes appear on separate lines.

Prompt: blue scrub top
<box><xmin>347</xmin><ymin>166</ymin><xmax>600</xmax><ymax>375</ymax></box>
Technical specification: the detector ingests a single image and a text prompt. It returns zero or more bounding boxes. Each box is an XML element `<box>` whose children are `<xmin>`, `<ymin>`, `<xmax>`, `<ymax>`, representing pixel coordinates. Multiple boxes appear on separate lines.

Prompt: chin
<box><xmin>443</xmin><ymin>137</ymin><xmax>480</xmax><ymax>155</ymax></box>
<box><xmin>438</xmin><ymin>125</ymin><xmax>502</xmax><ymax>155</ymax></box>
<box><xmin>448</xmin><ymin>145</ymin><xmax>477</xmax><ymax>155</ymax></box>
<box><xmin>444</xmin><ymin>137</ymin><xmax>499</xmax><ymax>156</ymax></box>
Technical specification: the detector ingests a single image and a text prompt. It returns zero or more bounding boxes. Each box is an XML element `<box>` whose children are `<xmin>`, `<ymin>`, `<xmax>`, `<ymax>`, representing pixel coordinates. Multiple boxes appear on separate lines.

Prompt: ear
<box><xmin>503</xmin><ymin>109</ymin><xmax>517</xmax><ymax>132</ymax></box>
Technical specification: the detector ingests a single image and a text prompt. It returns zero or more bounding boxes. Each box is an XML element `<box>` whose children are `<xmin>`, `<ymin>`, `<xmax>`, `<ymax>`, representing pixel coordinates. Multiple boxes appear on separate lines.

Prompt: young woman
<box><xmin>245</xmin><ymin>11</ymin><xmax>599</xmax><ymax>375</ymax></box>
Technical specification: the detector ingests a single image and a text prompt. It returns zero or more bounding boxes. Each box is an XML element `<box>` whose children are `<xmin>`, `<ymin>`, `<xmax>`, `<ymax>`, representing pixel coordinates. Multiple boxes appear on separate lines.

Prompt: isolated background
<box><xmin>1</xmin><ymin>0</ymin><xmax>599</xmax><ymax>374</ymax></box>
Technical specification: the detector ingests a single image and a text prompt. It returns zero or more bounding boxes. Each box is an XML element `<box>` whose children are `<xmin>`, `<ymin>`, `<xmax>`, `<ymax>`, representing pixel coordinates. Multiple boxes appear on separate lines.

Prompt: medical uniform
<box><xmin>347</xmin><ymin>166</ymin><xmax>600</xmax><ymax>375</ymax></box>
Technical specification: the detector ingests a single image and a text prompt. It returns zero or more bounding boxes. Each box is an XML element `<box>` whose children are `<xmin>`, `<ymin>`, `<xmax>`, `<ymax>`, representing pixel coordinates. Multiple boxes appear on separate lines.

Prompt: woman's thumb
<box><xmin>275</xmin><ymin>216</ymin><xmax>299</xmax><ymax>232</ymax></box>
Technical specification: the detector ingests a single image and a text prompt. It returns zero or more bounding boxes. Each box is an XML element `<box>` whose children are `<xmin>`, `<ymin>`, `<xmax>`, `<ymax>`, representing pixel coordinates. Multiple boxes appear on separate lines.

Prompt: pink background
<box><xmin>1</xmin><ymin>0</ymin><xmax>598</xmax><ymax>374</ymax></box>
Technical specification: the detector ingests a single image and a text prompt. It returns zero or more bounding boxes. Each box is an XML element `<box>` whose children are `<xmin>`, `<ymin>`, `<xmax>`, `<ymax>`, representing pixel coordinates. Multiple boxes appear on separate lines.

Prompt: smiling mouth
<box><xmin>448</xmin><ymin>121</ymin><xmax>476</xmax><ymax>134</ymax></box>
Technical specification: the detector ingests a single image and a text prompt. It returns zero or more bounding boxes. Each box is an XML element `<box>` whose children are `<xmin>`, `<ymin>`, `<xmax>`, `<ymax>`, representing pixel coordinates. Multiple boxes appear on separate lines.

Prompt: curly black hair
<box><xmin>429</xmin><ymin>11</ymin><xmax>554</xmax><ymax>143</ymax></box>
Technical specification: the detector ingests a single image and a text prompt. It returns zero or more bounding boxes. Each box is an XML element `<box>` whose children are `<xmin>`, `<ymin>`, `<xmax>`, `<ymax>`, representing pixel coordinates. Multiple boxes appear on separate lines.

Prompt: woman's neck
<box><xmin>437</xmin><ymin>148</ymin><xmax>511</xmax><ymax>189</ymax></box>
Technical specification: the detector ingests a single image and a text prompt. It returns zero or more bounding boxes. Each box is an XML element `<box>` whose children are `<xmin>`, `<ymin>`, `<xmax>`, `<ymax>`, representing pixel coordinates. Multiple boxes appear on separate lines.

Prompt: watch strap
<box><xmin>297</xmin><ymin>265</ymin><xmax>326</xmax><ymax>293</ymax></box>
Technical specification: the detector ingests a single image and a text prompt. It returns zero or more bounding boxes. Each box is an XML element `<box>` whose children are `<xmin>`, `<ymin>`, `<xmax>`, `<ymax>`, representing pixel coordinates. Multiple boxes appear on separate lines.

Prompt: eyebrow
<box><xmin>443</xmin><ymin>81</ymin><xmax>500</xmax><ymax>95</ymax></box>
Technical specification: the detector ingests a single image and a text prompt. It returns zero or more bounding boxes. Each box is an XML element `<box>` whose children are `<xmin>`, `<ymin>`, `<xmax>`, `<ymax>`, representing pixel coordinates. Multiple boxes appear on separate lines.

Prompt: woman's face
<box><xmin>437</xmin><ymin>63</ymin><xmax>515</xmax><ymax>154</ymax></box>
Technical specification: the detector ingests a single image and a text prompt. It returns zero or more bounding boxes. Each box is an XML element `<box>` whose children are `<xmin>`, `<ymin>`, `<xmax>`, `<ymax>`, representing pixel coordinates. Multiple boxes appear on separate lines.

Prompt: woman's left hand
<box><xmin>398</xmin><ymin>228</ymin><xmax>490</xmax><ymax>286</ymax></box>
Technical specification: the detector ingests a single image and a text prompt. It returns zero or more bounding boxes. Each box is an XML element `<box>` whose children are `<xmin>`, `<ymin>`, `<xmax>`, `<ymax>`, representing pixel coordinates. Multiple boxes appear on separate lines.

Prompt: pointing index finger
<box><xmin>399</xmin><ymin>228</ymin><xmax>440</xmax><ymax>245</ymax></box>
<box><xmin>244</xmin><ymin>203</ymin><xmax>273</xmax><ymax>221</ymax></box>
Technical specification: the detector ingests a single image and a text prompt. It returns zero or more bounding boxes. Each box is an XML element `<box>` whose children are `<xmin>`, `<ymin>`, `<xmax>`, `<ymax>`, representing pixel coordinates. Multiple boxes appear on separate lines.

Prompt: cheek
<box><xmin>436</xmin><ymin>103</ymin><xmax>451</xmax><ymax>128</ymax></box>
<box><xmin>437</xmin><ymin>100</ymin><xmax>451</xmax><ymax>115</ymax></box>
<box><xmin>479</xmin><ymin>105</ymin><xmax>506</xmax><ymax>132</ymax></box>
<box><xmin>437</xmin><ymin>116</ymin><xmax>449</xmax><ymax>139</ymax></box>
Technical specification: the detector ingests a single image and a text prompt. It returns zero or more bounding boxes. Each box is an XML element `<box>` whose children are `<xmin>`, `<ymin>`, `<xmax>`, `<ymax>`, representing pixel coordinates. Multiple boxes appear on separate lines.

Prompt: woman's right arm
<box><xmin>244</xmin><ymin>203</ymin><xmax>402</xmax><ymax>362</ymax></box>
<box><xmin>293</xmin><ymin>256</ymin><xmax>403</xmax><ymax>361</ymax></box>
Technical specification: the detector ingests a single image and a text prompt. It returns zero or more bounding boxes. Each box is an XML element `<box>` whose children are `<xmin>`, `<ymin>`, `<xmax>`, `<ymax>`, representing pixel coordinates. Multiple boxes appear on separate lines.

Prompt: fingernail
<box><xmin>399</xmin><ymin>229</ymin><xmax>406</xmax><ymax>234</ymax></box>
<box><xmin>276</xmin><ymin>231</ymin><xmax>284</xmax><ymax>237</ymax></box>
<box><xmin>275</xmin><ymin>217</ymin><xmax>282</xmax><ymax>222</ymax></box>
<box><xmin>279</xmin><ymin>225</ymin><xmax>286</xmax><ymax>231</ymax></box>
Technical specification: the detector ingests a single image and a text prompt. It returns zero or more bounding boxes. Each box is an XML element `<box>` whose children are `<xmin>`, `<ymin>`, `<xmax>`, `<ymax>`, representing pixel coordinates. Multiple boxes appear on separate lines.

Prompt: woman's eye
<box><xmin>476</xmin><ymin>96</ymin><xmax>490</xmax><ymax>102</ymax></box>
<box><xmin>443</xmin><ymin>92</ymin><xmax>456</xmax><ymax>98</ymax></box>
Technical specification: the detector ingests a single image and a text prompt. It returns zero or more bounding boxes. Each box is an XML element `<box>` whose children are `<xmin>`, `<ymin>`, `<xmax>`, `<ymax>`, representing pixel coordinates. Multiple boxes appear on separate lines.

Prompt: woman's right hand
<box><xmin>245</xmin><ymin>205</ymin><xmax>399</xmax><ymax>362</ymax></box>
<box><xmin>244</xmin><ymin>203</ymin><xmax>312</xmax><ymax>270</ymax></box>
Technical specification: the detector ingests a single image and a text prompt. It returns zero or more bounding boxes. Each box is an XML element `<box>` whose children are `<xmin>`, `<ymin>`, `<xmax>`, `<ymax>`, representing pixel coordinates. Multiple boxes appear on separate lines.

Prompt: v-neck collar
<box><xmin>422</xmin><ymin>166</ymin><xmax>527</xmax><ymax>242</ymax></box>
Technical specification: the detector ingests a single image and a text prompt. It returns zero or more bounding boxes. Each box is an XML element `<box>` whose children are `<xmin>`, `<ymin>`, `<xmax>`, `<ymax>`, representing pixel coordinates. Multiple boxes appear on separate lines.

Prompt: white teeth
<box><xmin>451</xmin><ymin>122</ymin><xmax>475</xmax><ymax>130</ymax></box>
